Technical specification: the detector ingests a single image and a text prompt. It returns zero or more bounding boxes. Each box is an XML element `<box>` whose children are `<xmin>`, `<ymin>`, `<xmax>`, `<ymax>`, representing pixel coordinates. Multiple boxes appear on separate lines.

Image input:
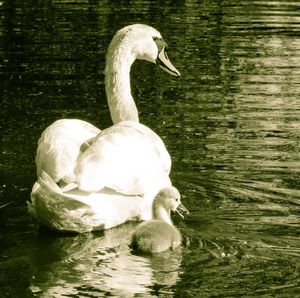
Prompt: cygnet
<box><xmin>131</xmin><ymin>186</ymin><xmax>188</xmax><ymax>253</ymax></box>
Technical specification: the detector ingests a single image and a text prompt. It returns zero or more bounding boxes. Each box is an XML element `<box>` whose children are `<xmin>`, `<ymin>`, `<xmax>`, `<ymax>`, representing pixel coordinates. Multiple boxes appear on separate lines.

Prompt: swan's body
<box><xmin>28</xmin><ymin>24</ymin><xmax>180</xmax><ymax>232</ymax></box>
<box><xmin>131</xmin><ymin>187</ymin><xmax>188</xmax><ymax>253</ymax></box>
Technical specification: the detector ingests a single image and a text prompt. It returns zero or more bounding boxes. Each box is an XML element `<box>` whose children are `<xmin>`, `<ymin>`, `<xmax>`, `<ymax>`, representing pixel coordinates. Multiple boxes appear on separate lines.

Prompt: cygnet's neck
<box><xmin>153</xmin><ymin>204</ymin><xmax>173</xmax><ymax>225</ymax></box>
<box><xmin>105</xmin><ymin>36</ymin><xmax>139</xmax><ymax>124</ymax></box>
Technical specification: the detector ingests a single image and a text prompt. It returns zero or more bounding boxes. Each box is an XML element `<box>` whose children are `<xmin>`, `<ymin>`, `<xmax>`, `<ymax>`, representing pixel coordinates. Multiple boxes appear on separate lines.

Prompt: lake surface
<box><xmin>0</xmin><ymin>0</ymin><xmax>300</xmax><ymax>297</ymax></box>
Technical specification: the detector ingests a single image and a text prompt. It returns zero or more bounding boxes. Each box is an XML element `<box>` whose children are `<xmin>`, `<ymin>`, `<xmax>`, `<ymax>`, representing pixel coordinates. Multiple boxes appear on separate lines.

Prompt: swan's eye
<box><xmin>153</xmin><ymin>37</ymin><xmax>168</xmax><ymax>52</ymax></box>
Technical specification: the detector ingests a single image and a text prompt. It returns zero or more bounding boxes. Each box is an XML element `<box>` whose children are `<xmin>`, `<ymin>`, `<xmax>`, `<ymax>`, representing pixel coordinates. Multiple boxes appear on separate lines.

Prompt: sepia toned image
<box><xmin>0</xmin><ymin>1</ymin><xmax>299</xmax><ymax>297</ymax></box>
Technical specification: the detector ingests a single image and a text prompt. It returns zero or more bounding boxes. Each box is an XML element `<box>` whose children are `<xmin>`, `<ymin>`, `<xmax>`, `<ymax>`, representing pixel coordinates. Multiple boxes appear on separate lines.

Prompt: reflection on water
<box><xmin>1</xmin><ymin>0</ymin><xmax>300</xmax><ymax>297</ymax></box>
<box><xmin>31</xmin><ymin>224</ymin><xmax>181</xmax><ymax>297</ymax></box>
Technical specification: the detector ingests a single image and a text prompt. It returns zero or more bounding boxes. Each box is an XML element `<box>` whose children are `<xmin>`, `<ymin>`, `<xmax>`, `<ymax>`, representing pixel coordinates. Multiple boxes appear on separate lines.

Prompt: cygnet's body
<box><xmin>131</xmin><ymin>186</ymin><xmax>188</xmax><ymax>253</ymax></box>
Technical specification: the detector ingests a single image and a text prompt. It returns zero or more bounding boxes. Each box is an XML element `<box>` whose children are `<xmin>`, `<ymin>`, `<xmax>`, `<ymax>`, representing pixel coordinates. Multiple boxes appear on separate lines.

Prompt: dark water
<box><xmin>1</xmin><ymin>0</ymin><xmax>300</xmax><ymax>297</ymax></box>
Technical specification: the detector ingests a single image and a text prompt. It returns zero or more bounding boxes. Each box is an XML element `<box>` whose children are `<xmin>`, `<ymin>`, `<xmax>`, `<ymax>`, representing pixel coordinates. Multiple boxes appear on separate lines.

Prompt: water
<box><xmin>1</xmin><ymin>0</ymin><xmax>300</xmax><ymax>297</ymax></box>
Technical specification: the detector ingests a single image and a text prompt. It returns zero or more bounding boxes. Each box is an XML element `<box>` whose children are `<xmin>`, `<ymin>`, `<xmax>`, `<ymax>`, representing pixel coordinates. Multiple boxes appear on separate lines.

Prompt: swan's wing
<box><xmin>36</xmin><ymin>119</ymin><xmax>100</xmax><ymax>183</ymax></box>
<box><xmin>75</xmin><ymin>122</ymin><xmax>171</xmax><ymax>195</ymax></box>
<box><xmin>117</xmin><ymin>121</ymin><xmax>171</xmax><ymax>175</ymax></box>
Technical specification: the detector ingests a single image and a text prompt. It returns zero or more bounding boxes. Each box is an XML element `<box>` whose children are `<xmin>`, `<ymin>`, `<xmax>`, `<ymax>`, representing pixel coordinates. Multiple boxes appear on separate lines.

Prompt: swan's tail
<box><xmin>28</xmin><ymin>171</ymin><xmax>62</xmax><ymax>219</ymax></box>
<box><xmin>28</xmin><ymin>171</ymin><xmax>104</xmax><ymax>233</ymax></box>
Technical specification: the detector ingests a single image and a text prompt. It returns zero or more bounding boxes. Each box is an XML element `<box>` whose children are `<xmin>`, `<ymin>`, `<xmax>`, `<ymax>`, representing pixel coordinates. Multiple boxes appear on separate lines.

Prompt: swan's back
<box><xmin>75</xmin><ymin>121</ymin><xmax>171</xmax><ymax>195</ymax></box>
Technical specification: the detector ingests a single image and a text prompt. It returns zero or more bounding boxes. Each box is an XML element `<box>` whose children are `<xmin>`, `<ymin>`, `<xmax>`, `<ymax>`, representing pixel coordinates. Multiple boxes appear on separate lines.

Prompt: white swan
<box><xmin>28</xmin><ymin>24</ymin><xmax>180</xmax><ymax>233</ymax></box>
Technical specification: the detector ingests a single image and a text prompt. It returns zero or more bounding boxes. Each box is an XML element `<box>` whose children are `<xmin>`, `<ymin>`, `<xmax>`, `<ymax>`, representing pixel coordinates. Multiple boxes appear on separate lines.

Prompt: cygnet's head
<box><xmin>110</xmin><ymin>24</ymin><xmax>180</xmax><ymax>77</ymax></box>
<box><xmin>154</xmin><ymin>186</ymin><xmax>188</xmax><ymax>217</ymax></box>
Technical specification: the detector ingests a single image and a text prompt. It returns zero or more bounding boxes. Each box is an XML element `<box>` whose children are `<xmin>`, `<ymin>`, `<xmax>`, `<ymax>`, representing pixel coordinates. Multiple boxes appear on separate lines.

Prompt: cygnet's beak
<box><xmin>176</xmin><ymin>202</ymin><xmax>189</xmax><ymax>219</ymax></box>
<box><xmin>154</xmin><ymin>38</ymin><xmax>180</xmax><ymax>77</ymax></box>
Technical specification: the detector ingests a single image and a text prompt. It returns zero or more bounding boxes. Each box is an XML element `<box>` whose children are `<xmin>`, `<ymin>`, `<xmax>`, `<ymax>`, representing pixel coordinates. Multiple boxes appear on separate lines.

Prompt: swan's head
<box><xmin>113</xmin><ymin>24</ymin><xmax>180</xmax><ymax>77</ymax></box>
<box><xmin>154</xmin><ymin>186</ymin><xmax>189</xmax><ymax>217</ymax></box>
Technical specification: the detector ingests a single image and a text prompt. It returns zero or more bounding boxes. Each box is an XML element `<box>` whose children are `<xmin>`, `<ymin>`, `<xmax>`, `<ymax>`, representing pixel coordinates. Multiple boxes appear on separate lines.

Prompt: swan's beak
<box><xmin>157</xmin><ymin>45</ymin><xmax>181</xmax><ymax>78</ymax></box>
<box><xmin>176</xmin><ymin>202</ymin><xmax>189</xmax><ymax>219</ymax></box>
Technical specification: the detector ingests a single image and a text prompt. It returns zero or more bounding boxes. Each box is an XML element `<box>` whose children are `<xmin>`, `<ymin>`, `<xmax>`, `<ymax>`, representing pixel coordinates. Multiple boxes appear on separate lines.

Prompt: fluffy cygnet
<box><xmin>131</xmin><ymin>186</ymin><xmax>188</xmax><ymax>253</ymax></box>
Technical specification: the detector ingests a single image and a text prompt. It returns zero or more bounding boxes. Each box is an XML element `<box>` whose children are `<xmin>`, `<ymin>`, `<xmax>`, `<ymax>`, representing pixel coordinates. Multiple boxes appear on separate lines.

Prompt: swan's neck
<box><xmin>153</xmin><ymin>205</ymin><xmax>173</xmax><ymax>225</ymax></box>
<box><xmin>105</xmin><ymin>40</ymin><xmax>139</xmax><ymax>124</ymax></box>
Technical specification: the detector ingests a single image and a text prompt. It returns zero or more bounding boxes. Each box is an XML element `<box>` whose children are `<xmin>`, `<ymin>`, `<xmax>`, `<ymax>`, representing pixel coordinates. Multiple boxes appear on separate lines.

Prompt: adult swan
<box><xmin>28</xmin><ymin>24</ymin><xmax>180</xmax><ymax>233</ymax></box>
